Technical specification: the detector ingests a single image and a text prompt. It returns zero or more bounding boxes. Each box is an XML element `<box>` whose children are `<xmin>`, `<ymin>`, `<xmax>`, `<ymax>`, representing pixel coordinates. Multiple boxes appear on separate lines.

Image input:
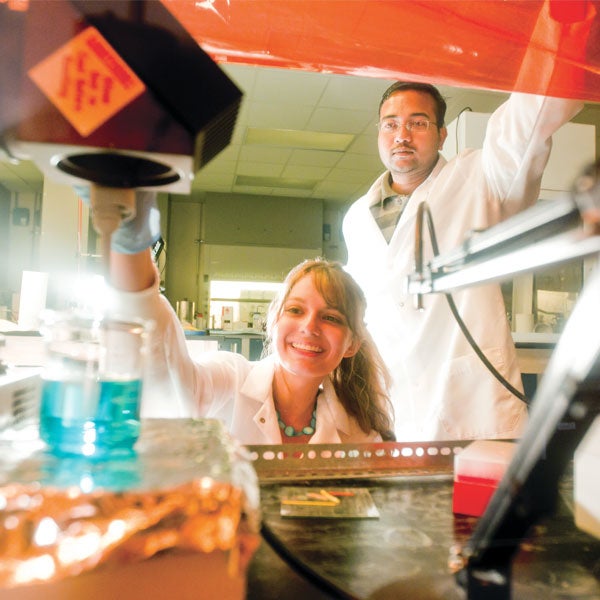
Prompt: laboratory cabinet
<box><xmin>441</xmin><ymin>111</ymin><xmax>596</xmax><ymax>197</ymax></box>
<box><xmin>165</xmin><ymin>193</ymin><xmax>324</xmax><ymax>321</ymax></box>
<box><xmin>186</xmin><ymin>332</ymin><xmax>264</xmax><ymax>361</ymax></box>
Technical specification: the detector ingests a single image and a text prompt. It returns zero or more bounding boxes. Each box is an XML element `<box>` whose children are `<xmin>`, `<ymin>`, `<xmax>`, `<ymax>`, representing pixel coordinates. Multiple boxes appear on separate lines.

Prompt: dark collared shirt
<box><xmin>370</xmin><ymin>175</ymin><xmax>410</xmax><ymax>243</ymax></box>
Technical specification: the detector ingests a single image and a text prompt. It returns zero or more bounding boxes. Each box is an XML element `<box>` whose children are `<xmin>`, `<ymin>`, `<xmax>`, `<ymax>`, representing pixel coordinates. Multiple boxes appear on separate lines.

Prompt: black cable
<box><xmin>418</xmin><ymin>202</ymin><xmax>528</xmax><ymax>404</ymax></box>
<box><xmin>260</xmin><ymin>522</ymin><xmax>357</xmax><ymax>600</ymax></box>
<box><xmin>454</xmin><ymin>106</ymin><xmax>472</xmax><ymax>155</ymax></box>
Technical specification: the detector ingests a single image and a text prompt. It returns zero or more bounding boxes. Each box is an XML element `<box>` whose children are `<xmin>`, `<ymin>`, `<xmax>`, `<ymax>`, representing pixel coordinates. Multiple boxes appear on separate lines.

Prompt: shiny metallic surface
<box><xmin>247</xmin><ymin>440</ymin><xmax>471</xmax><ymax>483</ymax></box>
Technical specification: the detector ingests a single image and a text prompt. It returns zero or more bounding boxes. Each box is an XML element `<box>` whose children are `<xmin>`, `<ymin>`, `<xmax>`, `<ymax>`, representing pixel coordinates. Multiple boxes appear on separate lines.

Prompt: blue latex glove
<box><xmin>111</xmin><ymin>190</ymin><xmax>161</xmax><ymax>254</ymax></box>
<box><xmin>75</xmin><ymin>186</ymin><xmax>161</xmax><ymax>254</ymax></box>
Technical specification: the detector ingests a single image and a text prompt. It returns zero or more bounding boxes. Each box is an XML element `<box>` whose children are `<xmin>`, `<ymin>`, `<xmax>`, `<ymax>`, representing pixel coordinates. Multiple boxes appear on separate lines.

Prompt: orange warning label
<box><xmin>27</xmin><ymin>26</ymin><xmax>146</xmax><ymax>137</ymax></box>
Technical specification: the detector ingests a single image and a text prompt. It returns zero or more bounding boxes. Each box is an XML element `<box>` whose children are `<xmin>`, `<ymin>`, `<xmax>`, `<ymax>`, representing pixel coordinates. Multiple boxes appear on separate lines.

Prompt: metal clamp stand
<box><xmin>407</xmin><ymin>160</ymin><xmax>600</xmax><ymax>599</ymax></box>
<box><xmin>458</xmin><ymin>265</ymin><xmax>600</xmax><ymax>599</ymax></box>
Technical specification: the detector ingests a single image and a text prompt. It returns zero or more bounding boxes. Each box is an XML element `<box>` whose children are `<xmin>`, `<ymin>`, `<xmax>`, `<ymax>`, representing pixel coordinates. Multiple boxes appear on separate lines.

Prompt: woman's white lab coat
<box><xmin>109</xmin><ymin>278</ymin><xmax>383</xmax><ymax>445</ymax></box>
<box><xmin>343</xmin><ymin>93</ymin><xmax>583</xmax><ymax>442</ymax></box>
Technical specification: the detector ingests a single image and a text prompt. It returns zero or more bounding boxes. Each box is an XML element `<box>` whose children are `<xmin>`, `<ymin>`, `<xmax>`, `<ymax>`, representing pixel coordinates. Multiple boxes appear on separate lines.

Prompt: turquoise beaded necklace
<box><xmin>276</xmin><ymin>405</ymin><xmax>317</xmax><ymax>437</ymax></box>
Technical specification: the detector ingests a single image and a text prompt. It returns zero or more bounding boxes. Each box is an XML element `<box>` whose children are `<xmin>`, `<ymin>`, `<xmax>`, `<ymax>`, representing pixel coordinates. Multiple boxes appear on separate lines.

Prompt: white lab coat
<box><xmin>108</xmin><ymin>277</ymin><xmax>383</xmax><ymax>445</ymax></box>
<box><xmin>343</xmin><ymin>93</ymin><xmax>583</xmax><ymax>442</ymax></box>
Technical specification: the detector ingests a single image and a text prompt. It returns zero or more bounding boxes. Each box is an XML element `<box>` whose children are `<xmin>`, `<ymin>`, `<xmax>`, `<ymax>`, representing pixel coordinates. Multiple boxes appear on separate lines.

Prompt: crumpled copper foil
<box><xmin>0</xmin><ymin>419</ymin><xmax>261</xmax><ymax>589</ymax></box>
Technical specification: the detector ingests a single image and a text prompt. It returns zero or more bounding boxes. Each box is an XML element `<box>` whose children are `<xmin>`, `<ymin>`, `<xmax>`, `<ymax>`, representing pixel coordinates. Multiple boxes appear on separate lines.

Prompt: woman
<box><xmin>262</xmin><ymin>258</ymin><xmax>395</xmax><ymax>443</ymax></box>
<box><xmin>109</xmin><ymin>245</ymin><xmax>394</xmax><ymax>444</ymax></box>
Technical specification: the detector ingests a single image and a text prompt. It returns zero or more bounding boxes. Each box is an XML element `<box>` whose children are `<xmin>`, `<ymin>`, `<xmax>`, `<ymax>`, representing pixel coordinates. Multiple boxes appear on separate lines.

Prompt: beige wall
<box><xmin>163</xmin><ymin>191</ymin><xmax>330</xmax><ymax>314</ymax></box>
<box><xmin>2</xmin><ymin>180</ymin><xmax>82</xmax><ymax>319</ymax></box>
<box><xmin>2</xmin><ymin>178</ymin><xmax>341</xmax><ymax>320</ymax></box>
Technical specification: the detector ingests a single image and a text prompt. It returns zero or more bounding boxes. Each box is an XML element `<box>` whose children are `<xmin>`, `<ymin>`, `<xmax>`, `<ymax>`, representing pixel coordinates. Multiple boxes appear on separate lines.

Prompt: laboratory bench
<box><xmin>1</xmin><ymin>328</ymin><xmax>553</xmax><ymax>374</ymax></box>
<box><xmin>241</xmin><ymin>436</ymin><xmax>600</xmax><ymax>600</ymax></box>
<box><xmin>0</xmin><ymin>421</ymin><xmax>598</xmax><ymax>599</ymax></box>
<box><xmin>513</xmin><ymin>332</ymin><xmax>558</xmax><ymax>399</ymax></box>
<box><xmin>251</xmin><ymin>476</ymin><xmax>599</xmax><ymax>599</ymax></box>
<box><xmin>185</xmin><ymin>330</ymin><xmax>265</xmax><ymax>361</ymax></box>
<box><xmin>513</xmin><ymin>332</ymin><xmax>558</xmax><ymax>376</ymax></box>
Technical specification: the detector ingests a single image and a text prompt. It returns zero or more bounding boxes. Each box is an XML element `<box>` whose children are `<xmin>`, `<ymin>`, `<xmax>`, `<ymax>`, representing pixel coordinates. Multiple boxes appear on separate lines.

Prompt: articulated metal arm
<box><xmin>456</xmin><ymin>264</ymin><xmax>600</xmax><ymax>598</ymax></box>
<box><xmin>407</xmin><ymin>160</ymin><xmax>600</xmax><ymax>295</ymax></box>
<box><xmin>409</xmin><ymin>160</ymin><xmax>600</xmax><ymax>599</ymax></box>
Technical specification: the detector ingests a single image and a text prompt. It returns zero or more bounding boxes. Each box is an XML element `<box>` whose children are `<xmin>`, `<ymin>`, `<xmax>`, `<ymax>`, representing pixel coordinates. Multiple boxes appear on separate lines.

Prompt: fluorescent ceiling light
<box><xmin>245</xmin><ymin>128</ymin><xmax>354</xmax><ymax>151</ymax></box>
<box><xmin>236</xmin><ymin>174</ymin><xmax>317</xmax><ymax>189</ymax></box>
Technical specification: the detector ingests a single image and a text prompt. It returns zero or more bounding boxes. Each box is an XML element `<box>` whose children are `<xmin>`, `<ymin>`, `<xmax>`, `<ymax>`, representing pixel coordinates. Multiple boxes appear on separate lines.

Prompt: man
<box><xmin>343</xmin><ymin>82</ymin><xmax>583</xmax><ymax>441</ymax></box>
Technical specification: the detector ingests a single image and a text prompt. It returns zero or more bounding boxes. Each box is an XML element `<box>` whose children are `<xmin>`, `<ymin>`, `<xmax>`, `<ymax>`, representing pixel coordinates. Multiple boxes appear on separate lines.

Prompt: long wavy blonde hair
<box><xmin>263</xmin><ymin>258</ymin><xmax>395</xmax><ymax>440</ymax></box>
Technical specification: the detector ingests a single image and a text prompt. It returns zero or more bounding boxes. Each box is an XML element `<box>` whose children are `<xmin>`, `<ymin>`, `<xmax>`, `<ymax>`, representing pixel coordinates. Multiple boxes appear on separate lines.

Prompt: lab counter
<box><xmin>513</xmin><ymin>332</ymin><xmax>557</xmax><ymax>375</ymax></box>
<box><xmin>1</xmin><ymin>421</ymin><xmax>598</xmax><ymax>599</ymax></box>
<box><xmin>2</xmin><ymin>328</ymin><xmax>551</xmax><ymax>374</ymax></box>
<box><xmin>185</xmin><ymin>330</ymin><xmax>265</xmax><ymax>361</ymax></box>
<box><xmin>188</xmin><ymin>331</ymin><xmax>555</xmax><ymax>374</ymax></box>
<box><xmin>253</xmin><ymin>474</ymin><xmax>599</xmax><ymax>599</ymax></box>
<box><xmin>512</xmin><ymin>332</ymin><xmax>557</xmax><ymax>398</ymax></box>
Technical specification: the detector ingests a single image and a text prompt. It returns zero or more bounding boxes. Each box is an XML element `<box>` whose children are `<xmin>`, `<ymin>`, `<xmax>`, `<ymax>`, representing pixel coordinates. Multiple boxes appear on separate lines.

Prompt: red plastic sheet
<box><xmin>164</xmin><ymin>0</ymin><xmax>600</xmax><ymax>102</ymax></box>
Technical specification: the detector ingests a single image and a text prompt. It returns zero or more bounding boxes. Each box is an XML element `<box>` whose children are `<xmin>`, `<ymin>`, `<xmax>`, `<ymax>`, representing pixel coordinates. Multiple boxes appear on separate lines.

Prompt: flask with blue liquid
<box><xmin>39</xmin><ymin>311</ymin><xmax>152</xmax><ymax>457</ymax></box>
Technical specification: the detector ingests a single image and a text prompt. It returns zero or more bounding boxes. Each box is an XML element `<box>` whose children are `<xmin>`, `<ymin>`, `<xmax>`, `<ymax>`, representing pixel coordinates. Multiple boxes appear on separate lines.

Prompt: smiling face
<box><xmin>378</xmin><ymin>89</ymin><xmax>447</xmax><ymax>190</ymax></box>
<box><xmin>272</xmin><ymin>273</ymin><xmax>360</xmax><ymax>384</ymax></box>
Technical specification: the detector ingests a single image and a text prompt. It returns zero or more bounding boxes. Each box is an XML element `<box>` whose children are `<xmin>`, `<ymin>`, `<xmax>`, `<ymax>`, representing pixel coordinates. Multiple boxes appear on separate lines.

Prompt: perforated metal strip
<box><xmin>246</xmin><ymin>440</ymin><xmax>472</xmax><ymax>482</ymax></box>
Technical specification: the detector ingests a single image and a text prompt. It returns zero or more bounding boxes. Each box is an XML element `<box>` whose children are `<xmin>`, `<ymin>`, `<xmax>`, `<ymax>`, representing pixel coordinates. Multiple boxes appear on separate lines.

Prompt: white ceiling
<box><xmin>193</xmin><ymin>64</ymin><xmax>509</xmax><ymax>205</ymax></box>
<box><xmin>1</xmin><ymin>63</ymin><xmax>599</xmax><ymax>204</ymax></box>
<box><xmin>0</xmin><ymin>154</ymin><xmax>44</xmax><ymax>194</ymax></box>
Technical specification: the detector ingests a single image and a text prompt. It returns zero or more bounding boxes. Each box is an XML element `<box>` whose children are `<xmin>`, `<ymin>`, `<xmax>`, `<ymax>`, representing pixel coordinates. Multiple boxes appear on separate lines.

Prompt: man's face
<box><xmin>377</xmin><ymin>90</ymin><xmax>447</xmax><ymax>186</ymax></box>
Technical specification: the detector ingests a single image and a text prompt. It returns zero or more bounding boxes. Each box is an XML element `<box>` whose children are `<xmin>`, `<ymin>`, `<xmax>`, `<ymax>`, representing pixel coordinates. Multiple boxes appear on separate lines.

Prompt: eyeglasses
<box><xmin>377</xmin><ymin>118</ymin><xmax>437</xmax><ymax>134</ymax></box>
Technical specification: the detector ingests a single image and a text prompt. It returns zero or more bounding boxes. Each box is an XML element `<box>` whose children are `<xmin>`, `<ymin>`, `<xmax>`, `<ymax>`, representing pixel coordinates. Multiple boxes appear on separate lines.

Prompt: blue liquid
<box><xmin>39</xmin><ymin>378</ymin><xmax>142</xmax><ymax>457</ymax></box>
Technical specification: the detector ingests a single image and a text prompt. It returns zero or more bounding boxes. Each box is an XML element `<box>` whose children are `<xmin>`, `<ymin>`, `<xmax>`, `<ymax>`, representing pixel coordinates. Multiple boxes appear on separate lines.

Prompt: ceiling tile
<box><xmin>4</xmin><ymin>60</ymin><xmax>596</xmax><ymax>209</ymax></box>
<box><xmin>307</xmin><ymin>107</ymin><xmax>374</xmax><ymax>134</ymax></box>
<box><xmin>239</xmin><ymin>146</ymin><xmax>293</xmax><ymax>164</ymax></box>
<box><xmin>194</xmin><ymin>170</ymin><xmax>236</xmax><ymax>187</ymax></box>
<box><xmin>337</xmin><ymin>152</ymin><xmax>383</xmax><ymax>171</ymax></box>
<box><xmin>221</xmin><ymin>63</ymin><xmax>258</xmax><ymax>93</ymax></box>
<box><xmin>320</xmin><ymin>74</ymin><xmax>394</xmax><ymax>110</ymax></box>
<box><xmin>196</xmin><ymin>158</ymin><xmax>238</xmax><ymax>176</ymax></box>
<box><xmin>237</xmin><ymin>161</ymin><xmax>285</xmax><ymax>178</ymax></box>
<box><xmin>232</xmin><ymin>184</ymin><xmax>274</xmax><ymax>195</ymax></box>
<box><xmin>0</xmin><ymin>160</ymin><xmax>44</xmax><ymax>193</ymax></box>
<box><xmin>253</xmin><ymin>67</ymin><xmax>329</xmax><ymax>105</ymax></box>
<box><xmin>281</xmin><ymin>164</ymin><xmax>331</xmax><ymax>180</ymax></box>
<box><xmin>347</xmin><ymin>132</ymin><xmax>379</xmax><ymax>154</ymax></box>
<box><xmin>236</xmin><ymin>174</ymin><xmax>316</xmax><ymax>189</ymax></box>
<box><xmin>289</xmin><ymin>149</ymin><xmax>343</xmax><ymax>167</ymax></box>
<box><xmin>246</xmin><ymin>101</ymin><xmax>315</xmax><ymax>130</ymax></box>
<box><xmin>245</xmin><ymin>127</ymin><xmax>353</xmax><ymax>151</ymax></box>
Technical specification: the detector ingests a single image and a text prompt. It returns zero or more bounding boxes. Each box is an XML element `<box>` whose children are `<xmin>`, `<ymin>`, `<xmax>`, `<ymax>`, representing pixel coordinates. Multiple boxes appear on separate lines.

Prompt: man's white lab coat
<box><xmin>343</xmin><ymin>93</ymin><xmax>583</xmax><ymax>442</ymax></box>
